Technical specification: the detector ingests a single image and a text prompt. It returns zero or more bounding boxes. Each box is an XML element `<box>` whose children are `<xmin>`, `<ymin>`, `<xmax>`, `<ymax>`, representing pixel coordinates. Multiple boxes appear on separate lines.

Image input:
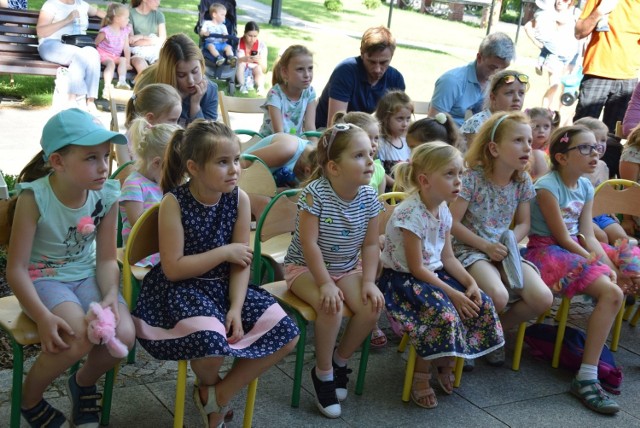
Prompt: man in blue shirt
<box><xmin>315</xmin><ymin>26</ymin><xmax>406</xmax><ymax>129</ymax></box>
<box><xmin>428</xmin><ymin>32</ymin><xmax>515</xmax><ymax>127</ymax></box>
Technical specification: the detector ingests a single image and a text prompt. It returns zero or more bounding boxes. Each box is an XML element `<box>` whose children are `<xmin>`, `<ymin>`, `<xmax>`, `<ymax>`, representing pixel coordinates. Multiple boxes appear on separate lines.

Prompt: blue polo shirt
<box><xmin>430</xmin><ymin>61</ymin><xmax>484</xmax><ymax>127</ymax></box>
<box><xmin>315</xmin><ymin>56</ymin><xmax>406</xmax><ymax>128</ymax></box>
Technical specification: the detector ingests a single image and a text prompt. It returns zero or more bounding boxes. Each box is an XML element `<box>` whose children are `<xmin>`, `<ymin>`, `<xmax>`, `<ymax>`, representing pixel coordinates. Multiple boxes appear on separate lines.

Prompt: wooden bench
<box><xmin>0</xmin><ymin>7</ymin><xmax>102</xmax><ymax>78</ymax></box>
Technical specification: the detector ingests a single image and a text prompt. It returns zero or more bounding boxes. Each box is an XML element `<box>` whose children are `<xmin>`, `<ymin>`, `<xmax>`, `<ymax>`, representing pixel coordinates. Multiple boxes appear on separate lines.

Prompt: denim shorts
<box><xmin>593</xmin><ymin>214</ymin><xmax>617</xmax><ymax>230</ymax></box>
<box><xmin>33</xmin><ymin>276</ymin><xmax>126</xmax><ymax>312</ymax></box>
<box><xmin>204</xmin><ymin>39</ymin><xmax>229</xmax><ymax>53</ymax></box>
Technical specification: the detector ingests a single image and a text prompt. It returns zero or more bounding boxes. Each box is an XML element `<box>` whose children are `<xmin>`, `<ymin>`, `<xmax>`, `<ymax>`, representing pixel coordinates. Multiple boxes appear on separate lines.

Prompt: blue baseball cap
<box><xmin>41</xmin><ymin>108</ymin><xmax>127</xmax><ymax>160</ymax></box>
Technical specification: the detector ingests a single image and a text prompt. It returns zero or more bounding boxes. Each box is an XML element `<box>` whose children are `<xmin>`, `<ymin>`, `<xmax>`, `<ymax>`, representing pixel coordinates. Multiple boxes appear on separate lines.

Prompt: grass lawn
<box><xmin>1</xmin><ymin>0</ymin><xmax>553</xmax><ymax>112</ymax></box>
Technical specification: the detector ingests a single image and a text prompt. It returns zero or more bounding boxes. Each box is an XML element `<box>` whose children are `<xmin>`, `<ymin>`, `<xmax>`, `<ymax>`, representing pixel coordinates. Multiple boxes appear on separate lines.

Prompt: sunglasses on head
<box><xmin>498</xmin><ymin>73</ymin><xmax>530</xmax><ymax>91</ymax></box>
<box><xmin>563</xmin><ymin>143</ymin><xmax>606</xmax><ymax>156</ymax></box>
<box><xmin>323</xmin><ymin>123</ymin><xmax>352</xmax><ymax>159</ymax></box>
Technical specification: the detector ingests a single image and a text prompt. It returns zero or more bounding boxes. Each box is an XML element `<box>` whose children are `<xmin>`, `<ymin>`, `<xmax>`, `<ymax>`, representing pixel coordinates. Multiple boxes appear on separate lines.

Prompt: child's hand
<box><xmin>225</xmin><ymin>309</ymin><xmax>244</xmax><ymax>344</ymax></box>
<box><xmin>449</xmin><ymin>290</ymin><xmax>480</xmax><ymax>320</ymax></box>
<box><xmin>319</xmin><ymin>282</ymin><xmax>343</xmax><ymax>314</ymax></box>
<box><xmin>190</xmin><ymin>78</ymin><xmax>208</xmax><ymax>106</ymax></box>
<box><xmin>362</xmin><ymin>281</ymin><xmax>384</xmax><ymax>312</ymax></box>
<box><xmin>225</xmin><ymin>243</ymin><xmax>253</xmax><ymax>267</ymax></box>
<box><xmin>37</xmin><ymin>313</ymin><xmax>75</xmax><ymax>354</ymax></box>
<box><xmin>100</xmin><ymin>293</ymin><xmax>120</xmax><ymax>324</ymax></box>
<box><xmin>464</xmin><ymin>284</ymin><xmax>483</xmax><ymax>306</ymax></box>
<box><xmin>484</xmin><ymin>242</ymin><xmax>508</xmax><ymax>262</ymax></box>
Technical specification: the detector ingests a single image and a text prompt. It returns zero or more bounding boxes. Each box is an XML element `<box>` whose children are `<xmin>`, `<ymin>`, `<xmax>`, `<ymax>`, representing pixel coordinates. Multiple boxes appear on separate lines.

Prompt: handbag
<box><xmin>61</xmin><ymin>34</ymin><xmax>96</xmax><ymax>48</ymax></box>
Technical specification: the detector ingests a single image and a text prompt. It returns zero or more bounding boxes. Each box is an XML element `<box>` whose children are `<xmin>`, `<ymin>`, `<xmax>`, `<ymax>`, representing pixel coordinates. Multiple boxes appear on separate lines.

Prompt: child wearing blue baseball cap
<box><xmin>6</xmin><ymin>108</ymin><xmax>136</xmax><ymax>428</ymax></box>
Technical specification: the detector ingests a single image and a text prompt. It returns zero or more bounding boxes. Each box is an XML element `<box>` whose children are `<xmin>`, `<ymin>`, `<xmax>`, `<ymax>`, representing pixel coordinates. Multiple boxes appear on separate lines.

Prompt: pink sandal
<box><xmin>371</xmin><ymin>327</ymin><xmax>387</xmax><ymax>348</ymax></box>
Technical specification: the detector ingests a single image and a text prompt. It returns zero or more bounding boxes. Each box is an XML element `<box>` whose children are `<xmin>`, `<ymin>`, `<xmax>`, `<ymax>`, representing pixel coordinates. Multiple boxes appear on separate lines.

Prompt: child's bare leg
<box><xmin>116</xmin><ymin>58</ymin><xmax>128</xmax><ymax>83</ymax></box>
<box><xmin>131</xmin><ymin>56</ymin><xmax>148</xmax><ymax>74</ymax></box>
<box><xmin>542</xmin><ymin>68</ymin><xmax>562</xmax><ymax>110</ymax></box>
<box><xmin>335</xmin><ymin>274</ymin><xmax>380</xmax><ymax>359</ymax></box>
<box><xmin>76</xmin><ymin>303</ymin><xmax>135</xmax><ymax>387</ymax></box>
<box><xmin>468</xmin><ymin>260</ymin><xmax>509</xmax><ymax>313</ymax></box>
<box><xmin>207</xmin><ymin>45</ymin><xmax>220</xmax><ymax>58</ymax></box>
<box><xmin>224</xmin><ymin>45</ymin><xmax>234</xmax><ymax>57</ymax></box>
<box><xmin>236</xmin><ymin>62</ymin><xmax>246</xmax><ymax>85</ymax></box>
<box><xmin>290</xmin><ymin>273</ymin><xmax>342</xmax><ymax>371</ymax></box>
<box><xmin>498</xmin><ymin>263</ymin><xmax>553</xmax><ymax>330</ymax></box>
<box><xmin>102</xmin><ymin>59</ymin><xmax>115</xmax><ymax>89</ymax></box>
<box><xmin>21</xmin><ymin>302</ymin><xmax>93</xmax><ymax>408</ymax></box>
<box><xmin>604</xmin><ymin>222</ymin><xmax>629</xmax><ymax>245</ymax></box>
<box><xmin>581</xmin><ymin>276</ymin><xmax>623</xmax><ymax>365</ymax></box>
<box><xmin>593</xmin><ymin>223</ymin><xmax>608</xmax><ymax>243</ymax></box>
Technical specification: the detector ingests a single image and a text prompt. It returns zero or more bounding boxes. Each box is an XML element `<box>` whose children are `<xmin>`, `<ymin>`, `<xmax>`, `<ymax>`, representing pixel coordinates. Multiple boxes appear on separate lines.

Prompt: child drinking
<box><xmin>95</xmin><ymin>3</ymin><xmax>132</xmax><ymax>97</ymax></box>
<box><xmin>525</xmin><ymin>125</ymin><xmax>640</xmax><ymax>414</ymax></box>
<box><xmin>575</xmin><ymin>117</ymin><xmax>629</xmax><ymax>244</ymax></box>
<box><xmin>450</xmin><ymin>112</ymin><xmax>553</xmax><ymax>368</ymax></box>
<box><xmin>119</xmin><ymin>118</ymin><xmax>180</xmax><ymax>266</ymax></box>
<box><xmin>284</xmin><ymin>124</ymin><xmax>384</xmax><ymax>418</ymax></box>
<box><xmin>131</xmin><ymin>120</ymin><xmax>299</xmax><ymax>428</ymax></box>
<box><xmin>526</xmin><ymin>107</ymin><xmax>559</xmax><ymax>180</ymax></box>
<box><xmin>619</xmin><ymin>124</ymin><xmax>640</xmax><ymax>236</ymax></box>
<box><xmin>406</xmin><ymin>112</ymin><xmax>460</xmax><ymax>151</ymax></box>
<box><xmin>375</xmin><ymin>90</ymin><xmax>413</xmax><ymax>189</ymax></box>
<box><xmin>378</xmin><ymin>142</ymin><xmax>504</xmax><ymax>408</ymax></box>
<box><xmin>7</xmin><ymin>109</ymin><xmax>135</xmax><ymax>427</ymax></box>
<box><xmin>260</xmin><ymin>45</ymin><xmax>316</xmax><ymax>137</ymax></box>
<box><xmin>199</xmin><ymin>2</ymin><xmax>237</xmax><ymax>67</ymax></box>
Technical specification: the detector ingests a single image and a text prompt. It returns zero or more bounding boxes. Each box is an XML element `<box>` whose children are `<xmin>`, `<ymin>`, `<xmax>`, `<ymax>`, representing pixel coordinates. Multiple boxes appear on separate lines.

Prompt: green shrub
<box><xmin>324</xmin><ymin>0</ymin><xmax>343</xmax><ymax>12</ymax></box>
<box><xmin>363</xmin><ymin>0</ymin><xmax>381</xmax><ymax>9</ymax></box>
<box><xmin>0</xmin><ymin>172</ymin><xmax>17</xmax><ymax>193</ymax></box>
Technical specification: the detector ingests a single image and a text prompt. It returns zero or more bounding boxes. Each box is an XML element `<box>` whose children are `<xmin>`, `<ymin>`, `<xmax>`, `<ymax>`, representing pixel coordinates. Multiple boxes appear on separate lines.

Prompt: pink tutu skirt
<box><xmin>525</xmin><ymin>235</ymin><xmax>610</xmax><ymax>298</ymax></box>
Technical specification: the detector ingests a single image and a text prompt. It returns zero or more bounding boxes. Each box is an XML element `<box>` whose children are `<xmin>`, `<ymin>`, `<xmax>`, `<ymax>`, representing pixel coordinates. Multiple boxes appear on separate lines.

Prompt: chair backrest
<box><xmin>218</xmin><ymin>90</ymin><xmax>265</xmax><ymax>129</ymax></box>
<box><xmin>593</xmin><ymin>179</ymin><xmax>640</xmax><ymax>217</ymax></box>
<box><xmin>251</xmin><ymin>188</ymin><xmax>300</xmax><ymax>283</ymax></box>
<box><xmin>378</xmin><ymin>192</ymin><xmax>408</xmax><ymax>235</ymax></box>
<box><xmin>239</xmin><ymin>154</ymin><xmax>277</xmax><ymax>221</ymax></box>
<box><xmin>122</xmin><ymin>204</ymin><xmax>159</xmax><ymax>304</ymax></box>
<box><xmin>110</xmin><ymin>160</ymin><xmax>136</xmax><ymax>186</ymax></box>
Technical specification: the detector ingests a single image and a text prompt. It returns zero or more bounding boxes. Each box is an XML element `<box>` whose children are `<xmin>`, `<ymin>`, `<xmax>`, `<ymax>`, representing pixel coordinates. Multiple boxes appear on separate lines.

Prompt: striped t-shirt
<box><xmin>285</xmin><ymin>177</ymin><xmax>382</xmax><ymax>274</ymax></box>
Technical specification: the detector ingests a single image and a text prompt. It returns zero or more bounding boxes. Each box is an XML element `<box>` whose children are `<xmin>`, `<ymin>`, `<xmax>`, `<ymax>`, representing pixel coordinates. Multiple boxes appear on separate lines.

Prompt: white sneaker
<box><xmin>240</xmin><ymin>84</ymin><xmax>249</xmax><ymax>95</ymax></box>
<box><xmin>115</xmin><ymin>81</ymin><xmax>131</xmax><ymax>90</ymax></box>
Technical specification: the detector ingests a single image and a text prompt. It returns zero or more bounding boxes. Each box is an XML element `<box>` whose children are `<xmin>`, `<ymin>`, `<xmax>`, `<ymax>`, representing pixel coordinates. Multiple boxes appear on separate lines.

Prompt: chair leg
<box><xmin>623</xmin><ymin>303</ymin><xmax>635</xmax><ymax>321</ymax></box>
<box><xmin>291</xmin><ymin>314</ymin><xmax>307</xmax><ymax>408</ymax></box>
<box><xmin>511</xmin><ymin>322</ymin><xmax>527</xmax><ymax>371</ymax></box>
<box><xmin>453</xmin><ymin>357</ymin><xmax>463</xmax><ymax>388</ymax></box>
<box><xmin>631</xmin><ymin>305</ymin><xmax>640</xmax><ymax>327</ymax></box>
<box><xmin>355</xmin><ymin>333</ymin><xmax>371</xmax><ymax>395</ymax></box>
<box><xmin>610</xmin><ymin>301</ymin><xmax>625</xmax><ymax>352</ymax></box>
<box><xmin>100</xmin><ymin>366</ymin><xmax>117</xmax><ymax>426</ymax></box>
<box><xmin>243</xmin><ymin>378</ymin><xmax>258</xmax><ymax>428</ymax></box>
<box><xmin>398</xmin><ymin>332</ymin><xmax>409</xmax><ymax>353</ymax></box>
<box><xmin>401</xmin><ymin>344</ymin><xmax>416</xmax><ymax>402</ymax></box>
<box><xmin>10</xmin><ymin>341</ymin><xmax>24</xmax><ymax>428</ymax></box>
<box><xmin>173</xmin><ymin>360</ymin><xmax>188</xmax><ymax>428</ymax></box>
<box><xmin>552</xmin><ymin>297</ymin><xmax>570</xmax><ymax>368</ymax></box>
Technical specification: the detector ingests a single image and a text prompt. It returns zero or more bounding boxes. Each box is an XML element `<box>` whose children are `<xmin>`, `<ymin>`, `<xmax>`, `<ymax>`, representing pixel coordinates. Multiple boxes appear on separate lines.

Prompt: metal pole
<box><xmin>515</xmin><ymin>0</ymin><xmax>525</xmax><ymax>43</ymax></box>
<box><xmin>486</xmin><ymin>0</ymin><xmax>496</xmax><ymax>35</ymax></box>
<box><xmin>387</xmin><ymin>0</ymin><xmax>394</xmax><ymax>28</ymax></box>
<box><xmin>270</xmin><ymin>0</ymin><xmax>283</xmax><ymax>26</ymax></box>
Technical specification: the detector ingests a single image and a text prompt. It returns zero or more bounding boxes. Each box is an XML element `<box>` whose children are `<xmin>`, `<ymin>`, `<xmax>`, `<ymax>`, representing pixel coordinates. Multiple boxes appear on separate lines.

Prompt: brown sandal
<box><xmin>411</xmin><ymin>371</ymin><xmax>438</xmax><ymax>409</ymax></box>
<box><xmin>433</xmin><ymin>358</ymin><xmax>455</xmax><ymax>395</ymax></box>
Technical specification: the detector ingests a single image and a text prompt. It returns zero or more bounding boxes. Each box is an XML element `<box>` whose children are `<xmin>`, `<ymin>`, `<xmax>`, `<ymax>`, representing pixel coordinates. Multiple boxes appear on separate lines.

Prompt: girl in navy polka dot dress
<box><xmin>132</xmin><ymin>120</ymin><xmax>299</xmax><ymax>427</ymax></box>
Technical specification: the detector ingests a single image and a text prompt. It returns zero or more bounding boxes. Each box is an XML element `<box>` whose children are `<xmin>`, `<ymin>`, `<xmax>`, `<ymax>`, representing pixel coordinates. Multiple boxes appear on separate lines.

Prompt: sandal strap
<box><xmin>202</xmin><ymin>385</ymin><xmax>230</xmax><ymax>416</ymax></box>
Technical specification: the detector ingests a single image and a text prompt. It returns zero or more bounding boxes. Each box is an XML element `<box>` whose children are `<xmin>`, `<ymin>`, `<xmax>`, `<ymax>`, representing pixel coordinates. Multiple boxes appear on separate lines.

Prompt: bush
<box><xmin>324</xmin><ymin>0</ymin><xmax>343</xmax><ymax>12</ymax></box>
<box><xmin>363</xmin><ymin>0</ymin><xmax>381</xmax><ymax>9</ymax></box>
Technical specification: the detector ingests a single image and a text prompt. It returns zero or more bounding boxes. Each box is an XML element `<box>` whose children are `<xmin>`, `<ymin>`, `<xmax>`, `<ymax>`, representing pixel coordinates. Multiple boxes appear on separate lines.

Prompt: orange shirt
<box><xmin>580</xmin><ymin>0</ymin><xmax>640</xmax><ymax>79</ymax></box>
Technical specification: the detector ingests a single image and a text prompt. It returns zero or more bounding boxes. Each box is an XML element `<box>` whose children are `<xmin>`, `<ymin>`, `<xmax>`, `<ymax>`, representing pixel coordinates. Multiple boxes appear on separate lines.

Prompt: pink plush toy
<box><xmin>86</xmin><ymin>302</ymin><xmax>128</xmax><ymax>358</ymax></box>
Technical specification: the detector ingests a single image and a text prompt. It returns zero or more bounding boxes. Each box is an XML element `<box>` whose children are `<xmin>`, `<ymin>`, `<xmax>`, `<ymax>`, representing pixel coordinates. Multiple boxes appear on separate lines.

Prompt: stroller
<box><xmin>195</xmin><ymin>0</ymin><xmax>239</xmax><ymax>94</ymax></box>
<box><xmin>560</xmin><ymin>65</ymin><xmax>584</xmax><ymax>107</ymax></box>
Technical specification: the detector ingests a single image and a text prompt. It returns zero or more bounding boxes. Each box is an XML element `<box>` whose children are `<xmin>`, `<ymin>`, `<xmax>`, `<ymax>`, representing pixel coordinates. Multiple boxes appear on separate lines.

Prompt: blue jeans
<box><xmin>38</xmin><ymin>39</ymin><xmax>100</xmax><ymax>98</ymax></box>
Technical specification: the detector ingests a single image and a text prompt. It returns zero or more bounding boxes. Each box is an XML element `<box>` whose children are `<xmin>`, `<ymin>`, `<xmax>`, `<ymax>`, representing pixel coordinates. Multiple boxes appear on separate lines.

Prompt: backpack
<box><xmin>524</xmin><ymin>323</ymin><xmax>623</xmax><ymax>394</ymax></box>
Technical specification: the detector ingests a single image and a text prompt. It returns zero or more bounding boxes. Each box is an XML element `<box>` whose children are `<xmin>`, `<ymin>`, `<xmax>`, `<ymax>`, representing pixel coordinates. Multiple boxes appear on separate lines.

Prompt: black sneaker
<box><xmin>332</xmin><ymin>360</ymin><xmax>352</xmax><ymax>401</ymax></box>
<box><xmin>310</xmin><ymin>367</ymin><xmax>341</xmax><ymax>418</ymax></box>
<box><xmin>21</xmin><ymin>399</ymin><xmax>70</xmax><ymax>428</ymax></box>
<box><xmin>66</xmin><ymin>373</ymin><xmax>101</xmax><ymax>427</ymax></box>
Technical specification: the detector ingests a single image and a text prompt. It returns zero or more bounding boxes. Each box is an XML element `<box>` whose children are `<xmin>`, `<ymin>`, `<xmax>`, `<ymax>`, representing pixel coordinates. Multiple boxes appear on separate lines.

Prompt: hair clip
<box><xmin>130</xmin><ymin>94</ymin><xmax>137</xmax><ymax>102</ymax></box>
<box><xmin>560</xmin><ymin>132</ymin><xmax>570</xmax><ymax>144</ymax></box>
<box><xmin>434</xmin><ymin>112</ymin><xmax>447</xmax><ymax>125</ymax></box>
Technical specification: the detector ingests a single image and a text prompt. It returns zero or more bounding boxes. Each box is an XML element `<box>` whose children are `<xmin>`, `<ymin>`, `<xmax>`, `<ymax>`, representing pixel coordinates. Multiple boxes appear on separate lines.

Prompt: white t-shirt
<box><xmin>39</xmin><ymin>0</ymin><xmax>91</xmax><ymax>44</ymax></box>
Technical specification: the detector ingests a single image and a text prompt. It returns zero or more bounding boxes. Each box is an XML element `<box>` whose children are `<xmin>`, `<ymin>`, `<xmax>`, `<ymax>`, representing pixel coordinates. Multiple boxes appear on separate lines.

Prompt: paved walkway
<box><xmin>1</xmin><ymin>299</ymin><xmax>640</xmax><ymax>427</ymax></box>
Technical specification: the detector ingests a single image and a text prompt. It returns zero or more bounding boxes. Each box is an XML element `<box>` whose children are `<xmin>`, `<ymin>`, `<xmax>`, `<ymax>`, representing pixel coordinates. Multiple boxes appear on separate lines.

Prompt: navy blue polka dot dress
<box><xmin>132</xmin><ymin>184</ymin><xmax>299</xmax><ymax>361</ymax></box>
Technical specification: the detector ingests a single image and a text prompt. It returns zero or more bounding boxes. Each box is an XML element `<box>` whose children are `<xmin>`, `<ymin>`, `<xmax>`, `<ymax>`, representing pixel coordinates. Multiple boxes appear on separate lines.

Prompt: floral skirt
<box><xmin>524</xmin><ymin>235</ymin><xmax>640</xmax><ymax>298</ymax></box>
<box><xmin>378</xmin><ymin>268</ymin><xmax>504</xmax><ymax>360</ymax></box>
